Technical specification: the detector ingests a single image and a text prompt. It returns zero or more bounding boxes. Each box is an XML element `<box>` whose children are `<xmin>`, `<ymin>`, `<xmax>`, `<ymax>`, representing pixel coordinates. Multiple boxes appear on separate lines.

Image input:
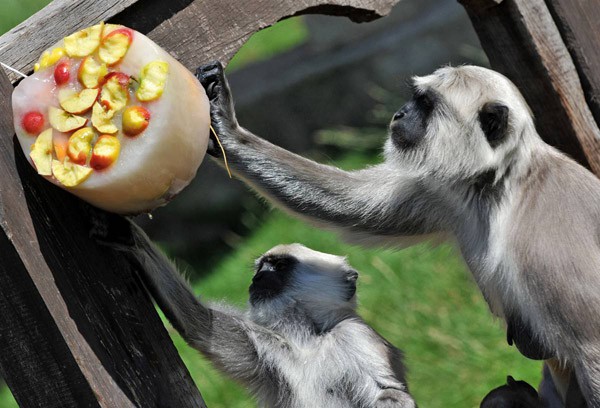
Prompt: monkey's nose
<box><xmin>257</xmin><ymin>260</ymin><xmax>276</xmax><ymax>275</ymax></box>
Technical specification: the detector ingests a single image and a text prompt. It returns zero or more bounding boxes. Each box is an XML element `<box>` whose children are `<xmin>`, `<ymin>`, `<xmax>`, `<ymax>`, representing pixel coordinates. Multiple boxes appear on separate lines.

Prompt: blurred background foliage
<box><xmin>0</xmin><ymin>1</ymin><xmax>542</xmax><ymax>407</ymax></box>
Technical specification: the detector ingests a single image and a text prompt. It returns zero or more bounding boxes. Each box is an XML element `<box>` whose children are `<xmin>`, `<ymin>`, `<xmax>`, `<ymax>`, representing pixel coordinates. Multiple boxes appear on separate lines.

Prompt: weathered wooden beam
<box><xmin>545</xmin><ymin>0</ymin><xmax>600</xmax><ymax>133</ymax></box>
<box><xmin>0</xmin><ymin>231</ymin><xmax>100</xmax><ymax>408</ymax></box>
<box><xmin>0</xmin><ymin>0</ymin><xmax>399</xmax><ymax>84</ymax></box>
<box><xmin>459</xmin><ymin>0</ymin><xmax>600</xmax><ymax>174</ymax></box>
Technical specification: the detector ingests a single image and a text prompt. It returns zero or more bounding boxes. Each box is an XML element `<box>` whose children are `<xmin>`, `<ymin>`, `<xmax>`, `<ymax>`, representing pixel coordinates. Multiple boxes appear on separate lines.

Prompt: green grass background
<box><xmin>0</xmin><ymin>4</ymin><xmax>542</xmax><ymax>407</ymax></box>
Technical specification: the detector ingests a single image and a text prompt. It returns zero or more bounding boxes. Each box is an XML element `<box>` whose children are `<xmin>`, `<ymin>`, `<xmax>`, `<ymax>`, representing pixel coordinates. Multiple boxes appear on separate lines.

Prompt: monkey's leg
<box><xmin>196</xmin><ymin>62</ymin><xmax>446</xmax><ymax>241</ymax></box>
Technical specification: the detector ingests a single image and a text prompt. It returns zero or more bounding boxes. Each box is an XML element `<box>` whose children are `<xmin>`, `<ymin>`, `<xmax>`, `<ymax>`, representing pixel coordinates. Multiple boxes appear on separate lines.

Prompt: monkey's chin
<box><xmin>249</xmin><ymin>287</ymin><xmax>280</xmax><ymax>305</ymax></box>
<box><xmin>390</xmin><ymin>128</ymin><xmax>421</xmax><ymax>151</ymax></box>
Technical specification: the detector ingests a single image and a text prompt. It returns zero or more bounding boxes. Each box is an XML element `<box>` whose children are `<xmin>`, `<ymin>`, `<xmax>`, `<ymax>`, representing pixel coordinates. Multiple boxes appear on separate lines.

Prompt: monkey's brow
<box><xmin>410</xmin><ymin>83</ymin><xmax>432</xmax><ymax>97</ymax></box>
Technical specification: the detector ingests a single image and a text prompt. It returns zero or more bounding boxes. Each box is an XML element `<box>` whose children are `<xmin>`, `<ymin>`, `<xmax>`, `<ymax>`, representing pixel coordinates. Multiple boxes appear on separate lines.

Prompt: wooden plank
<box><xmin>545</xmin><ymin>0</ymin><xmax>600</xmax><ymax>132</ymax></box>
<box><xmin>0</xmin><ymin>66</ymin><xmax>206</xmax><ymax>406</ymax></box>
<box><xmin>460</xmin><ymin>0</ymin><xmax>600</xmax><ymax>173</ymax></box>
<box><xmin>0</xmin><ymin>0</ymin><xmax>400</xmax><ymax>83</ymax></box>
<box><xmin>0</xmin><ymin>231</ymin><xmax>99</xmax><ymax>408</ymax></box>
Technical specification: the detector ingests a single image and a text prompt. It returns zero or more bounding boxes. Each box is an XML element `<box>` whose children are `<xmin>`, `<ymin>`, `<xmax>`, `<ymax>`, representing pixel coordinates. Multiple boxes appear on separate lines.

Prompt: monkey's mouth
<box><xmin>249</xmin><ymin>280</ymin><xmax>284</xmax><ymax>304</ymax></box>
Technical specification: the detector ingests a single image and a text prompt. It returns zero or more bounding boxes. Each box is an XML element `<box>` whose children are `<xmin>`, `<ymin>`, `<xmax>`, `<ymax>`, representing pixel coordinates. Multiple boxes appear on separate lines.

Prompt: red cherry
<box><xmin>22</xmin><ymin>111</ymin><xmax>45</xmax><ymax>134</ymax></box>
<box><xmin>54</xmin><ymin>61</ymin><xmax>70</xmax><ymax>86</ymax></box>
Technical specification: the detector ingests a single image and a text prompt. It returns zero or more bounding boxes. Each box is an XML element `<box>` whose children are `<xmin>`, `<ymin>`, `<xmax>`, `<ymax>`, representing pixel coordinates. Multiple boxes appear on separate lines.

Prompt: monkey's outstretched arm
<box><xmin>197</xmin><ymin>62</ymin><xmax>445</xmax><ymax>241</ymax></box>
<box><xmin>124</xmin><ymin>222</ymin><xmax>263</xmax><ymax>383</ymax></box>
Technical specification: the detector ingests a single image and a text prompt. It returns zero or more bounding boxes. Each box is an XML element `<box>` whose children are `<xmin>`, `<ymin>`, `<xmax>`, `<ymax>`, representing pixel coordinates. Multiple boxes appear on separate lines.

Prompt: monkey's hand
<box><xmin>480</xmin><ymin>376</ymin><xmax>543</xmax><ymax>408</ymax></box>
<box><xmin>375</xmin><ymin>389</ymin><xmax>416</xmax><ymax>408</ymax></box>
<box><xmin>196</xmin><ymin>61</ymin><xmax>239</xmax><ymax>157</ymax></box>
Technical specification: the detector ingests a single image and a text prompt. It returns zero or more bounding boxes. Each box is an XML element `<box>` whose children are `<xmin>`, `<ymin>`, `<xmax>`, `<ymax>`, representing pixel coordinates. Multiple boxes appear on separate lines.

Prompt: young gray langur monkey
<box><xmin>131</xmin><ymin>227</ymin><xmax>415</xmax><ymax>408</ymax></box>
<box><xmin>196</xmin><ymin>61</ymin><xmax>600</xmax><ymax>407</ymax></box>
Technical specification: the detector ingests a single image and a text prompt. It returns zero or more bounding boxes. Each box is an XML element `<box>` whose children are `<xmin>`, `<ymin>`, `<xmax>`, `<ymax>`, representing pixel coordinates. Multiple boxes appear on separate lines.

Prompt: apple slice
<box><xmin>98</xmin><ymin>28</ymin><xmax>133</xmax><ymax>65</ymax></box>
<box><xmin>78</xmin><ymin>56</ymin><xmax>108</xmax><ymax>89</ymax></box>
<box><xmin>52</xmin><ymin>158</ymin><xmax>93</xmax><ymax>187</ymax></box>
<box><xmin>136</xmin><ymin>61</ymin><xmax>169</xmax><ymax>101</ymax></box>
<box><xmin>29</xmin><ymin>128</ymin><xmax>54</xmax><ymax>176</ymax></box>
<box><xmin>34</xmin><ymin>47</ymin><xmax>65</xmax><ymax>72</ymax></box>
<box><xmin>48</xmin><ymin>106</ymin><xmax>87</xmax><ymax>133</ymax></box>
<box><xmin>22</xmin><ymin>111</ymin><xmax>45</xmax><ymax>135</ymax></box>
<box><xmin>122</xmin><ymin>106</ymin><xmax>150</xmax><ymax>136</ymax></box>
<box><xmin>67</xmin><ymin>127</ymin><xmax>95</xmax><ymax>165</ymax></box>
<box><xmin>90</xmin><ymin>135</ymin><xmax>120</xmax><ymax>170</ymax></box>
<box><xmin>100</xmin><ymin>72</ymin><xmax>129</xmax><ymax>111</ymax></box>
<box><xmin>58</xmin><ymin>88</ymin><xmax>100</xmax><ymax>114</ymax></box>
<box><xmin>64</xmin><ymin>23</ymin><xmax>103</xmax><ymax>58</ymax></box>
<box><xmin>91</xmin><ymin>102</ymin><xmax>118</xmax><ymax>134</ymax></box>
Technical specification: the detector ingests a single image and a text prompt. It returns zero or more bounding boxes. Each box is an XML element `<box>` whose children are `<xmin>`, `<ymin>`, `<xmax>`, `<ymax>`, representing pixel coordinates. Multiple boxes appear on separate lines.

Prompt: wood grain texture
<box><xmin>0</xmin><ymin>67</ymin><xmax>206</xmax><ymax>407</ymax></box>
<box><xmin>0</xmin><ymin>231</ymin><xmax>100</xmax><ymax>408</ymax></box>
<box><xmin>0</xmin><ymin>0</ymin><xmax>400</xmax><ymax>83</ymax></box>
<box><xmin>545</xmin><ymin>0</ymin><xmax>600</xmax><ymax>131</ymax></box>
<box><xmin>460</xmin><ymin>0</ymin><xmax>600</xmax><ymax>173</ymax></box>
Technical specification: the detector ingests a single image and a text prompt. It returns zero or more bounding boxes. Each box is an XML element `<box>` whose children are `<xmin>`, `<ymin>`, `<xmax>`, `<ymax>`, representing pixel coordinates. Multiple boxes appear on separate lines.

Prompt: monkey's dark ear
<box><xmin>479</xmin><ymin>102</ymin><xmax>509</xmax><ymax>148</ymax></box>
<box><xmin>345</xmin><ymin>269</ymin><xmax>358</xmax><ymax>301</ymax></box>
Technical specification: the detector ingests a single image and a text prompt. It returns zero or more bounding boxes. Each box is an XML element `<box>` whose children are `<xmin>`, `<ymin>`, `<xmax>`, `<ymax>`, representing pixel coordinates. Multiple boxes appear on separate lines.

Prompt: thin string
<box><xmin>210</xmin><ymin>125</ymin><xmax>232</xmax><ymax>178</ymax></box>
<box><xmin>0</xmin><ymin>62</ymin><xmax>28</xmax><ymax>78</ymax></box>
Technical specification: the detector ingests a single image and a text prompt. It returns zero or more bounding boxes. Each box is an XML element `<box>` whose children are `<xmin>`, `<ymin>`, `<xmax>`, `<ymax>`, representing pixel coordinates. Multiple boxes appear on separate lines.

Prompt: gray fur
<box><xmin>197</xmin><ymin>62</ymin><xmax>600</xmax><ymax>407</ymax></box>
<box><xmin>131</xmin><ymin>226</ymin><xmax>415</xmax><ymax>408</ymax></box>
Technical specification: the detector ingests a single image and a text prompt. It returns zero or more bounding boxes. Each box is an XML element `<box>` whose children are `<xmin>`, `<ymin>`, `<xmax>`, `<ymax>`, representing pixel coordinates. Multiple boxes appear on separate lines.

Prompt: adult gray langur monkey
<box><xmin>129</xmin><ymin>225</ymin><xmax>415</xmax><ymax>408</ymax></box>
<box><xmin>196</xmin><ymin>61</ymin><xmax>600</xmax><ymax>407</ymax></box>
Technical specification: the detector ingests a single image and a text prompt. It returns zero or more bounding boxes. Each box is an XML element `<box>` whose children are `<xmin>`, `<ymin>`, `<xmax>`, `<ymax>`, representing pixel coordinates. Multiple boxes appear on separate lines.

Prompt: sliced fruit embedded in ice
<box><xmin>99</xmin><ymin>29</ymin><xmax>133</xmax><ymax>65</ymax></box>
<box><xmin>100</xmin><ymin>72</ymin><xmax>129</xmax><ymax>111</ymax></box>
<box><xmin>78</xmin><ymin>56</ymin><xmax>108</xmax><ymax>89</ymax></box>
<box><xmin>64</xmin><ymin>23</ymin><xmax>103</xmax><ymax>58</ymax></box>
<box><xmin>48</xmin><ymin>107</ymin><xmax>87</xmax><ymax>133</ymax></box>
<box><xmin>136</xmin><ymin>61</ymin><xmax>169</xmax><ymax>101</ymax></box>
<box><xmin>90</xmin><ymin>135</ymin><xmax>120</xmax><ymax>170</ymax></box>
<box><xmin>59</xmin><ymin>88</ymin><xmax>100</xmax><ymax>114</ymax></box>
<box><xmin>54</xmin><ymin>137</ymin><xmax>68</xmax><ymax>162</ymax></box>
<box><xmin>12</xmin><ymin>23</ymin><xmax>210</xmax><ymax>214</ymax></box>
<box><xmin>67</xmin><ymin>127</ymin><xmax>95</xmax><ymax>165</ymax></box>
<box><xmin>29</xmin><ymin>128</ymin><xmax>54</xmax><ymax>176</ymax></box>
<box><xmin>122</xmin><ymin>106</ymin><xmax>150</xmax><ymax>136</ymax></box>
<box><xmin>91</xmin><ymin>102</ymin><xmax>118</xmax><ymax>134</ymax></box>
<box><xmin>35</xmin><ymin>47</ymin><xmax>65</xmax><ymax>72</ymax></box>
<box><xmin>52</xmin><ymin>158</ymin><xmax>93</xmax><ymax>187</ymax></box>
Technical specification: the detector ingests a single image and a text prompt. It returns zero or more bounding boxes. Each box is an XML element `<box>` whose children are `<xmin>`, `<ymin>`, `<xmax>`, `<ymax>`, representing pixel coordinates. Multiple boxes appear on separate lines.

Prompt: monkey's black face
<box><xmin>249</xmin><ymin>254</ymin><xmax>297</xmax><ymax>305</ymax></box>
<box><xmin>390</xmin><ymin>89</ymin><xmax>435</xmax><ymax>150</ymax></box>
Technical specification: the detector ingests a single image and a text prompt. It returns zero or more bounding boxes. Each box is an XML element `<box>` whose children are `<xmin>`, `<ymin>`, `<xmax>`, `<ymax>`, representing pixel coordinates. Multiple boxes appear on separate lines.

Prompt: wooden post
<box><xmin>460</xmin><ymin>0</ymin><xmax>600</xmax><ymax>173</ymax></box>
<box><xmin>0</xmin><ymin>0</ymin><xmax>400</xmax><ymax>405</ymax></box>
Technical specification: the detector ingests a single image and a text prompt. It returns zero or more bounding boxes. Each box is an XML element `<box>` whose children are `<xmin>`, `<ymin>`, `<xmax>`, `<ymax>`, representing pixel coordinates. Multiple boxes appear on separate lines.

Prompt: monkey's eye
<box><xmin>479</xmin><ymin>102</ymin><xmax>509</xmax><ymax>147</ymax></box>
<box><xmin>414</xmin><ymin>91</ymin><xmax>434</xmax><ymax>113</ymax></box>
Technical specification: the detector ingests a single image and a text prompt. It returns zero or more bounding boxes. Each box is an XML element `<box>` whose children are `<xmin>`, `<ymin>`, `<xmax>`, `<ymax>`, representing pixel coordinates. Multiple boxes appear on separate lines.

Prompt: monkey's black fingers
<box><xmin>196</xmin><ymin>61</ymin><xmax>237</xmax><ymax>124</ymax></box>
<box><xmin>196</xmin><ymin>61</ymin><xmax>224</xmax><ymax>101</ymax></box>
